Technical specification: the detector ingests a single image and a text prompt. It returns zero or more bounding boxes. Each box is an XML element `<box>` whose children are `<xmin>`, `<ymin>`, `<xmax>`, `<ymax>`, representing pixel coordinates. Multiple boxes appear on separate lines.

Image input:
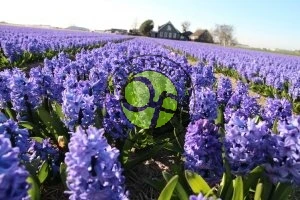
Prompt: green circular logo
<box><xmin>121</xmin><ymin>70</ymin><xmax>178</xmax><ymax>129</ymax></box>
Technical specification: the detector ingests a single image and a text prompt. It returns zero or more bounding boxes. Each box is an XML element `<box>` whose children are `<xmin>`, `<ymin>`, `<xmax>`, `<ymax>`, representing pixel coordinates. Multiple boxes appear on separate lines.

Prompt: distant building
<box><xmin>181</xmin><ymin>31</ymin><xmax>193</xmax><ymax>40</ymax></box>
<box><xmin>129</xmin><ymin>29</ymin><xmax>142</xmax><ymax>36</ymax></box>
<box><xmin>104</xmin><ymin>28</ymin><xmax>128</xmax><ymax>34</ymax></box>
<box><xmin>93</xmin><ymin>30</ymin><xmax>105</xmax><ymax>33</ymax></box>
<box><xmin>190</xmin><ymin>29</ymin><xmax>214</xmax><ymax>43</ymax></box>
<box><xmin>151</xmin><ymin>21</ymin><xmax>186</xmax><ymax>40</ymax></box>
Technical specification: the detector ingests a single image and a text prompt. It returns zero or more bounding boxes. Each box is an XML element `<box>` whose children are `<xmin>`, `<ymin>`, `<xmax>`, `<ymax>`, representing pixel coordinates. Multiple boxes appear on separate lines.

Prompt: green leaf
<box><xmin>185</xmin><ymin>170</ymin><xmax>211</xmax><ymax>194</ymax></box>
<box><xmin>293</xmin><ymin>102</ymin><xmax>300</xmax><ymax>114</ymax></box>
<box><xmin>262</xmin><ymin>88</ymin><xmax>273</xmax><ymax>97</ymax></box>
<box><xmin>232</xmin><ymin>176</ymin><xmax>243</xmax><ymax>200</ymax></box>
<box><xmin>20</xmin><ymin>120</ymin><xmax>45</xmax><ymax>137</ymax></box>
<box><xmin>172</xmin><ymin>127</ymin><xmax>184</xmax><ymax>152</ymax></box>
<box><xmin>281</xmin><ymin>90</ymin><xmax>290</xmax><ymax>99</ymax></box>
<box><xmin>121</xmin><ymin>132</ymin><xmax>134</xmax><ymax>165</ymax></box>
<box><xmin>215</xmin><ymin>105</ymin><xmax>225</xmax><ymax>128</ymax></box>
<box><xmin>124</xmin><ymin>144</ymin><xmax>163</xmax><ymax>169</ymax></box>
<box><xmin>254</xmin><ymin>115</ymin><xmax>261</xmax><ymax>123</ymax></box>
<box><xmin>219</xmin><ymin>172</ymin><xmax>233</xmax><ymax>200</ymax></box>
<box><xmin>250</xmin><ymin>85</ymin><xmax>260</xmax><ymax>93</ymax></box>
<box><xmin>219</xmin><ymin>158</ymin><xmax>233</xmax><ymax>200</ymax></box>
<box><xmin>143</xmin><ymin>178</ymin><xmax>166</xmax><ymax>191</ymax></box>
<box><xmin>52</xmin><ymin>101</ymin><xmax>65</xmax><ymax>120</ymax></box>
<box><xmin>120</xmin><ymin>128</ymin><xmax>152</xmax><ymax>165</ymax></box>
<box><xmin>163</xmin><ymin>172</ymin><xmax>189</xmax><ymax>200</ymax></box>
<box><xmin>158</xmin><ymin>175</ymin><xmax>179</xmax><ymax>200</ymax></box>
<box><xmin>38</xmin><ymin>161</ymin><xmax>49</xmax><ymax>184</ymax></box>
<box><xmin>163</xmin><ymin>141</ymin><xmax>183</xmax><ymax>153</ymax></box>
<box><xmin>19</xmin><ymin>121</ymin><xmax>35</xmax><ymax>130</ymax></box>
<box><xmin>36</xmin><ymin>107</ymin><xmax>66</xmax><ymax>139</ymax></box>
<box><xmin>219</xmin><ymin>173</ymin><xmax>226</xmax><ymax>196</ymax></box>
<box><xmin>204</xmin><ymin>188</ymin><xmax>216</xmax><ymax>198</ymax></box>
<box><xmin>94</xmin><ymin>108</ymin><xmax>103</xmax><ymax>129</ymax></box>
<box><xmin>272</xmin><ymin>118</ymin><xmax>279</xmax><ymax>134</ymax></box>
<box><xmin>27</xmin><ymin>175</ymin><xmax>41</xmax><ymax>200</ymax></box>
<box><xmin>24</xmin><ymin>162</ymin><xmax>39</xmax><ymax>177</ymax></box>
<box><xmin>5</xmin><ymin>107</ymin><xmax>16</xmax><ymax>120</ymax></box>
<box><xmin>224</xmin><ymin>182</ymin><xmax>234</xmax><ymax>200</ymax></box>
<box><xmin>261</xmin><ymin>176</ymin><xmax>273</xmax><ymax>200</ymax></box>
<box><xmin>271</xmin><ymin>182</ymin><xmax>292</xmax><ymax>200</ymax></box>
<box><xmin>243</xmin><ymin>166</ymin><xmax>263</xmax><ymax>197</ymax></box>
<box><xmin>30</xmin><ymin>137</ymin><xmax>43</xmax><ymax>143</ymax></box>
<box><xmin>162</xmin><ymin>171</ymin><xmax>172</xmax><ymax>181</ymax></box>
<box><xmin>60</xmin><ymin>163</ymin><xmax>68</xmax><ymax>189</ymax></box>
<box><xmin>254</xmin><ymin>182</ymin><xmax>263</xmax><ymax>200</ymax></box>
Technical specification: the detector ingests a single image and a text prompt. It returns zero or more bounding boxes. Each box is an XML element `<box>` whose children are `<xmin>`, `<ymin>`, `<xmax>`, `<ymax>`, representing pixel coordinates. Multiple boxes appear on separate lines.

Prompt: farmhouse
<box><xmin>150</xmin><ymin>21</ymin><xmax>187</xmax><ymax>40</ymax></box>
<box><xmin>189</xmin><ymin>29</ymin><xmax>214</xmax><ymax>43</ymax></box>
<box><xmin>182</xmin><ymin>31</ymin><xmax>193</xmax><ymax>40</ymax></box>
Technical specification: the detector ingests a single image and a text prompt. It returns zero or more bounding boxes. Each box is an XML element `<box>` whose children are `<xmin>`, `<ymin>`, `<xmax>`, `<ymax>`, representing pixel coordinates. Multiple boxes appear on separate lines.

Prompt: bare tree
<box><xmin>132</xmin><ymin>18</ymin><xmax>138</xmax><ymax>30</ymax></box>
<box><xmin>181</xmin><ymin>21</ymin><xmax>191</xmax><ymax>32</ymax></box>
<box><xmin>213</xmin><ymin>24</ymin><xmax>237</xmax><ymax>46</ymax></box>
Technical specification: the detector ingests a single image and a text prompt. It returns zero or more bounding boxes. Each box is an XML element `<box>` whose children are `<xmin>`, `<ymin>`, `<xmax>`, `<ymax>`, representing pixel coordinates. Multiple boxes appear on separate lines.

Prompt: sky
<box><xmin>1</xmin><ymin>0</ymin><xmax>300</xmax><ymax>50</ymax></box>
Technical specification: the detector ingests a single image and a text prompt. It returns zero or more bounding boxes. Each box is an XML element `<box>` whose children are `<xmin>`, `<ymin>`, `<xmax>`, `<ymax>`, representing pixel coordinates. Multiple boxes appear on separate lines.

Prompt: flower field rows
<box><xmin>153</xmin><ymin>38</ymin><xmax>300</xmax><ymax>114</ymax></box>
<box><xmin>0</xmin><ymin>26</ymin><xmax>300</xmax><ymax>200</ymax></box>
<box><xmin>0</xmin><ymin>25</ymin><xmax>131</xmax><ymax>68</ymax></box>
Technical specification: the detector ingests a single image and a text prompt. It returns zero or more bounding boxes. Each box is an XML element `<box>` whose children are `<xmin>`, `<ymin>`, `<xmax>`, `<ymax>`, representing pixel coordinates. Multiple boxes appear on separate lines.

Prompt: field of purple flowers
<box><xmin>0</xmin><ymin>25</ymin><xmax>300</xmax><ymax>200</ymax></box>
<box><xmin>0</xmin><ymin>25</ymin><xmax>130</xmax><ymax>68</ymax></box>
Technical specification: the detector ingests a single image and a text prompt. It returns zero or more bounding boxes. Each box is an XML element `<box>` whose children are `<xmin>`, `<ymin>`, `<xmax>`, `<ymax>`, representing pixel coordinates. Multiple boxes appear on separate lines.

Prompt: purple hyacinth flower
<box><xmin>0</xmin><ymin>134</ymin><xmax>30</xmax><ymax>200</ymax></box>
<box><xmin>262</xmin><ymin>98</ymin><xmax>292</xmax><ymax>127</ymax></box>
<box><xmin>27</xmin><ymin>67</ymin><xmax>46</xmax><ymax>109</ymax></box>
<box><xmin>0</xmin><ymin>70</ymin><xmax>11</xmax><ymax>109</ymax></box>
<box><xmin>191</xmin><ymin>63</ymin><xmax>215</xmax><ymax>88</ymax></box>
<box><xmin>225</xmin><ymin>114</ymin><xmax>270</xmax><ymax>175</ymax></box>
<box><xmin>217</xmin><ymin>77</ymin><xmax>232</xmax><ymax>105</ymax></box>
<box><xmin>264</xmin><ymin>116</ymin><xmax>300</xmax><ymax>185</ymax></box>
<box><xmin>224</xmin><ymin>94</ymin><xmax>259</xmax><ymax>123</ymax></box>
<box><xmin>27</xmin><ymin>138</ymin><xmax>60</xmax><ymax>173</ymax></box>
<box><xmin>103</xmin><ymin>94</ymin><xmax>133</xmax><ymax>139</ymax></box>
<box><xmin>0</xmin><ymin>116</ymin><xmax>30</xmax><ymax>159</ymax></box>
<box><xmin>8</xmin><ymin>69</ymin><xmax>29</xmax><ymax>118</ymax></box>
<box><xmin>65</xmin><ymin>126</ymin><xmax>128</xmax><ymax>200</ymax></box>
<box><xmin>189</xmin><ymin>87</ymin><xmax>218</xmax><ymax>121</ymax></box>
<box><xmin>184</xmin><ymin>119</ymin><xmax>223</xmax><ymax>185</ymax></box>
<box><xmin>62</xmin><ymin>79</ymin><xmax>96</xmax><ymax>129</ymax></box>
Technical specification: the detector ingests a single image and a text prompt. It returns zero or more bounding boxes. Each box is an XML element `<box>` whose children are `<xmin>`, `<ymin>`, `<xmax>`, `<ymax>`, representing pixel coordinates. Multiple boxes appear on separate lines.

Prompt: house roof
<box><xmin>158</xmin><ymin>21</ymin><xmax>181</xmax><ymax>34</ymax></box>
<box><xmin>191</xmin><ymin>29</ymin><xmax>208</xmax><ymax>37</ymax></box>
<box><xmin>158</xmin><ymin>21</ymin><xmax>170</xmax><ymax>30</ymax></box>
<box><xmin>182</xmin><ymin>31</ymin><xmax>193</xmax><ymax>37</ymax></box>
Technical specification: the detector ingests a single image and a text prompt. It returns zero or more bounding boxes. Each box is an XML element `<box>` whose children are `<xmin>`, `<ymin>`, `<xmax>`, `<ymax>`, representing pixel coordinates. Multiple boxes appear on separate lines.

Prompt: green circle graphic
<box><xmin>122</xmin><ymin>71</ymin><xmax>178</xmax><ymax>129</ymax></box>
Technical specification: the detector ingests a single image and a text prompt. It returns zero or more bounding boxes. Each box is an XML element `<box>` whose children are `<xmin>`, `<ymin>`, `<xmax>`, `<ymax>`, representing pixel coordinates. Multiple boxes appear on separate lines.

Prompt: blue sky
<box><xmin>1</xmin><ymin>0</ymin><xmax>300</xmax><ymax>49</ymax></box>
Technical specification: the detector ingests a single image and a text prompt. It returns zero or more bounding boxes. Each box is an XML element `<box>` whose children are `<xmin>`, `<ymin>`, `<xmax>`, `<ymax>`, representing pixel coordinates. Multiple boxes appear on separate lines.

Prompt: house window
<box><xmin>168</xmin><ymin>32</ymin><xmax>172</xmax><ymax>38</ymax></box>
<box><xmin>164</xmin><ymin>32</ymin><xmax>168</xmax><ymax>38</ymax></box>
<box><xmin>173</xmin><ymin>33</ymin><xmax>177</xmax><ymax>38</ymax></box>
<box><xmin>167</xmin><ymin>25</ymin><xmax>172</xmax><ymax>31</ymax></box>
<box><xmin>159</xmin><ymin>32</ymin><xmax>163</xmax><ymax>37</ymax></box>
